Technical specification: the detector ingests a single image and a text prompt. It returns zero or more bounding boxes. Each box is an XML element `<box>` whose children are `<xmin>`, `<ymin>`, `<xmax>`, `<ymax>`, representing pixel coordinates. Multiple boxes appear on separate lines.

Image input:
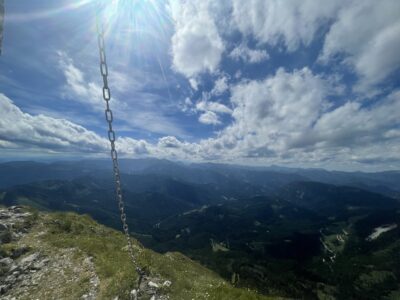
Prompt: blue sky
<box><xmin>0</xmin><ymin>0</ymin><xmax>399</xmax><ymax>171</ymax></box>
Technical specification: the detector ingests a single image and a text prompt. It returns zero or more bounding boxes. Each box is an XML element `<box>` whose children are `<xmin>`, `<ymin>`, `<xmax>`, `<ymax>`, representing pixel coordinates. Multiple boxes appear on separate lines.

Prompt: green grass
<box><xmin>29</xmin><ymin>211</ymin><xmax>280</xmax><ymax>300</ymax></box>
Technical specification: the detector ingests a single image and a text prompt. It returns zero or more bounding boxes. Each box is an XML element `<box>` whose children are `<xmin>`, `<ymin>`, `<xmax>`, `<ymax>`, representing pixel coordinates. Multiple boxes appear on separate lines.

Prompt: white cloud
<box><xmin>229</xmin><ymin>0</ymin><xmax>400</xmax><ymax>91</ymax></box>
<box><xmin>158</xmin><ymin>136</ymin><xmax>182</xmax><ymax>148</ymax></box>
<box><xmin>198</xmin><ymin>111</ymin><xmax>221</xmax><ymax>125</ymax></box>
<box><xmin>0</xmin><ymin>92</ymin><xmax>199</xmax><ymax>159</ymax></box>
<box><xmin>180</xmin><ymin>97</ymin><xmax>194</xmax><ymax>113</ymax></box>
<box><xmin>201</xmin><ymin>69</ymin><xmax>400</xmax><ymax>170</ymax></box>
<box><xmin>58</xmin><ymin>52</ymin><xmax>186</xmax><ymax>137</ymax></box>
<box><xmin>320</xmin><ymin>0</ymin><xmax>400</xmax><ymax>91</ymax></box>
<box><xmin>0</xmin><ymin>93</ymin><xmax>152</xmax><ymax>157</ymax></box>
<box><xmin>312</xmin><ymin>90</ymin><xmax>400</xmax><ymax>148</ymax></box>
<box><xmin>0</xmin><ymin>93</ymin><xmax>107</xmax><ymax>153</ymax></box>
<box><xmin>189</xmin><ymin>78</ymin><xmax>199</xmax><ymax>91</ymax></box>
<box><xmin>229</xmin><ymin>43</ymin><xmax>269</xmax><ymax>63</ymax></box>
<box><xmin>58</xmin><ymin>51</ymin><xmax>102</xmax><ymax>108</ymax></box>
<box><xmin>169</xmin><ymin>0</ymin><xmax>224</xmax><ymax>78</ymax></box>
<box><xmin>211</xmin><ymin>75</ymin><xmax>229</xmax><ymax>95</ymax></box>
<box><xmin>195</xmin><ymin>96</ymin><xmax>232</xmax><ymax>126</ymax></box>
<box><xmin>117</xmin><ymin>137</ymin><xmax>150</xmax><ymax>155</ymax></box>
<box><xmin>196</xmin><ymin>100</ymin><xmax>232</xmax><ymax>115</ymax></box>
<box><xmin>2</xmin><ymin>80</ymin><xmax>399</xmax><ymax>171</ymax></box>
<box><xmin>169</xmin><ymin>0</ymin><xmax>400</xmax><ymax>92</ymax></box>
<box><xmin>231</xmin><ymin>0</ymin><xmax>343</xmax><ymax>51</ymax></box>
<box><xmin>225</xmin><ymin>67</ymin><xmax>331</xmax><ymax>153</ymax></box>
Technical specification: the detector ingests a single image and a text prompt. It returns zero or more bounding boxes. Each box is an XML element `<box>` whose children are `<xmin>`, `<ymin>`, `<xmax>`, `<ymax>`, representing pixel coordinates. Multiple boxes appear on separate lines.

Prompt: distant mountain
<box><xmin>1</xmin><ymin>159</ymin><xmax>399</xmax><ymax>197</ymax></box>
<box><xmin>277</xmin><ymin>181</ymin><xmax>399</xmax><ymax>217</ymax></box>
<box><xmin>0</xmin><ymin>175</ymin><xmax>221</xmax><ymax>233</ymax></box>
<box><xmin>1</xmin><ymin>160</ymin><xmax>400</xmax><ymax>298</ymax></box>
<box><xmin>278</xmin><ymin>168</ymin><xmax>400</xmax><ymax>197</ymax></box>
<box><xmin>0</xmin><ymin>160</ymin><xmax>106</xmax><ymax>188</ymax></box>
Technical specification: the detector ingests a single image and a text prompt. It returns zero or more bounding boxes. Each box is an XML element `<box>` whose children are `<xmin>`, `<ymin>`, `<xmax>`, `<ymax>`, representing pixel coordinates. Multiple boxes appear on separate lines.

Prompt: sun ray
<box><xmin>6</xmin><ymin>0</ymin><xmax>94</xmax><ymax>22</ymax></box>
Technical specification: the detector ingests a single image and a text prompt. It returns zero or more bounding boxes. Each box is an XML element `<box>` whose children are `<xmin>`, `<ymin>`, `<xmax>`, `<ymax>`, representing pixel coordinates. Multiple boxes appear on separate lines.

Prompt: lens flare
<box><xmin>7</xmin><ymin>0</ymin><xmax>173</xmax><ymax>101</ymax></box>
<box><xmin>6</xmin><ymin>0</ymin><xmax>94</xmax><ymax>22</ymax></box>
<box><xmin>98</xmin><ymin>0</ymin><xmax>173</xmax><ymax>72</ymax></box>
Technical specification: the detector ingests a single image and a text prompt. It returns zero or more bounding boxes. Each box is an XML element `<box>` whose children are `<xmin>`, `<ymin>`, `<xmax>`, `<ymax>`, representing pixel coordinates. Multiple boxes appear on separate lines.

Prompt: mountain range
<box><xmin>0</xmin><ymin>159</ymin><xmax>399</xmax><ymax>299</ymax></box>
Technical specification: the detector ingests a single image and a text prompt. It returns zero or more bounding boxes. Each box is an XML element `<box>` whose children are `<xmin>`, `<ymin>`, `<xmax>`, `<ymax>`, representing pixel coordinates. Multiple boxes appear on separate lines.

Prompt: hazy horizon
<box><xmin>1</xmin><ymin>157</ymin><xmax>400</xmax><ymax>174</ymax></box>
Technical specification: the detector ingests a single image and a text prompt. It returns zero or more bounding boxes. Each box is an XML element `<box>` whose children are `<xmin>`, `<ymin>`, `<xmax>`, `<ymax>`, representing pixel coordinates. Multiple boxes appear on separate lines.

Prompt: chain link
<box><xmin>95</xmin><ymin>15</ymin><xmax>144</xmax><ymax>283</ymax></box>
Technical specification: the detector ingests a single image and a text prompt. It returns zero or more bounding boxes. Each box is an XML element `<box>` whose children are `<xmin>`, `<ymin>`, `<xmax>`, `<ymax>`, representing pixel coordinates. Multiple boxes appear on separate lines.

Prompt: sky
<box><xmin>0</xmin><ymin>0</ymin><xmax>399</xmax><ymax>171</ymax></box>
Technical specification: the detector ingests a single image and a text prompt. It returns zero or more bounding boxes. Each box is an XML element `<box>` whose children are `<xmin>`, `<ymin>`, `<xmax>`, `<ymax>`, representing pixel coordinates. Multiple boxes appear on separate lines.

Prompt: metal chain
<box><xmin>95</xmin><ymin>14</ymin><xmax>144</xmax><ymax>284</ymax></box>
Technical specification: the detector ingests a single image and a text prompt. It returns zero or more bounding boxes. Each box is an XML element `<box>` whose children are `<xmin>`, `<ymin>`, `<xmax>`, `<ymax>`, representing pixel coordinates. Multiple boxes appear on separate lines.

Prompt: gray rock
<box><xmin>0</xmin><ymin>213</ymin><xmax>11</xmax><ymax>219</ymax></box>
<box><xmin>148</xmin><ymin>281</ymin><xmax>159</xmax><ymax>289</ymax></box>
<box><xmin>9</xmin><ymin>264</ymin><xmax>19</xmax><ymax>273</ymax></box>
<box><xmin>0</xmin><ymin>257</ymin><xmax>13</xmax><ymax>267</ymax></box>
<box><xmin>5</xmin><ymin>275</ymin><xmax>16</xmax><ymax>284</ymax></box>
<box><xmin>130</xmin><ymin>289</ymin><xmax>138</xmax><ymax>300</ymax></box>
<box><xmin>20</xmin><ymin>253</ymin><xmax>39</xmax><ymax>266</ymax></box>
<box><xmin>32</xmin><ymin>258</ymin><xmax>48</xmax><ymax>270</ymax></box>
<box><xmin>162</xmin><ymin>280</ymin><xmax>171</xmax><ymax>287</ymax></box>
<box><xmin>0</xmin><ymin>285</ymin><xmax>8</xmax><ymax>294</ymax></box>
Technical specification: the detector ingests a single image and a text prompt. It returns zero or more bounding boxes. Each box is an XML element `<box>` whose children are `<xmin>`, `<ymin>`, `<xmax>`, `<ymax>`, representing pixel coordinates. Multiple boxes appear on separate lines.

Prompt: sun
<box><xmin>97</xmin><ymin>0</ymin><xmax>172</xmax><ymax>59</ymax></box>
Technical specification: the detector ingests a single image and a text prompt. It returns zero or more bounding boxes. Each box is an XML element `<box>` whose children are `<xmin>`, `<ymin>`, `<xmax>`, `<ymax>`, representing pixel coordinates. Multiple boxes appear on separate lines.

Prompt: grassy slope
<box><xmin>9</xmin><ymin>209</ymin><xmax>281</xmax><ymax>300</ymax></box>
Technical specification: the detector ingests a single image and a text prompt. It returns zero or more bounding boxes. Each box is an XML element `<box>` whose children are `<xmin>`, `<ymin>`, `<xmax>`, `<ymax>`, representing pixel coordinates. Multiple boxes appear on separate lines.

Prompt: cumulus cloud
<box><xmin>228</xmin><ymin>0</ymin><xmax>400</xmax><ymax>91</ymax></box>
<box><xmin>189</xmin><ymin>78</ymin><xmax>199</xmax><ymax>91</ymax></box>
<box><xmin>172</xmin><ymin>68</ymin><xmax>399</xmax><ymax>170</ymax></box>
<box><xmin>2</xmin><ymin>74</ymin><xmax>399</xmax><ymax>170</ymax></box>
<box><xmin>229</xmin><ymin>43</ymin><xmax>269</xmax><ymax>63</ymax></box>
<box><xmin>207</xmin><ymin>69</ymin><xmax>400</xmax><ymax>169</ymax></box>
<box><xmin>0</xmin><ymin>94</ymin><xmax>201</xmax><ymax>161</ymax></box>
<box><xmin>195</xmin><ymin>96</ymin><xmax>232</xmax><ymax>126</ymax></box>
<box><xmin>312</xmin><ymin>90</ymin><xmax>400</xmax><ymax>147</ymax></box>
<box><xmin>211</xmin><ymin>76</ymin><xmax>229</xmax><ymax>96</ymax></box>
<box><xmin>320</xmin><ymin>0</ymin><xmax>400</xmax><ymax>91</ymax></box>
<box><xmin>117</xmin><ymin>137</ymin><xmax>150</xmax><ymax>155</ymax></box>
<box><xmin>0</xmin><ymin>93</ymin><xmax>107</xmax><ymax>153</ymax></box>
<box><xmin>0</xmin><ymin>93</ymin><xmax>153</xmax><ymax>157</ymax></box>
<box><xmin>158</xmin><ymin>136</ymin><xmax>182</xmax><ymax>148</ymax></box>
<box><xmin>169</xmin><ymin>0</ymin><xmax>224</xmax><ymax>78</ymax></box>
<box><xmin>232</xmin><ymin>0</ymin><xmax>343</xmax><ymax>51</ymax></box>
<box><xmin>58</xmin><ymin>51</ymin><xmax>102</xmax><ymax>108</ymax></box>
<box><xmin>225</xmin><ymin>67</ymin><xmax>331</xmax><ymax>153</ymax></box>
<box><xmin>196</xmin><ymin>100</ymin><xmax>232</xmax><ymax>115</ymax></box>
<box><xmin>169</xmin><ymin>0</ymin><xmax>399</xmax><ymax>92</ymax></box>
<box><xmin>198</xmin><ymin>111</ymin><xmax>221</xmax><ymax>125</ymax></box>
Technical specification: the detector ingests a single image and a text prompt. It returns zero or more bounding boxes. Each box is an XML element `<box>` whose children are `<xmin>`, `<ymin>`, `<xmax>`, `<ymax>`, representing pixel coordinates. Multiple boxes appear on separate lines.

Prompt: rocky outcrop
<box><xmin>131</xmin><ymin>276</ymin><xmax>171</xmax><ymax>300</ymax></box>
<box><xmin>0</xmin><ymin>206</ymin><xmax>43</xmax><ymax>297</ymax></box>
<box><xmin>0</xmin><ymin>206</ymin><xmax>32</xmax><ymax>243</ymax></box>
<box><xmin>0</xmin><ymin>206</ymin><xmax>264</xmax><ymax>300</ymax></box>
<box><xmin>0</xmin><ymin>206</ymin><xmax>170</xmax><ymax>300</ymax></box>
<box><xmin>0</xmin><ymin>251</ymin><xmax>50</xmax><ymax>298</ymax></box>
<box><xmin>0</xmin><ymin>206</ymin><xmax>102</xmax><ymax>299</ymax></box>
